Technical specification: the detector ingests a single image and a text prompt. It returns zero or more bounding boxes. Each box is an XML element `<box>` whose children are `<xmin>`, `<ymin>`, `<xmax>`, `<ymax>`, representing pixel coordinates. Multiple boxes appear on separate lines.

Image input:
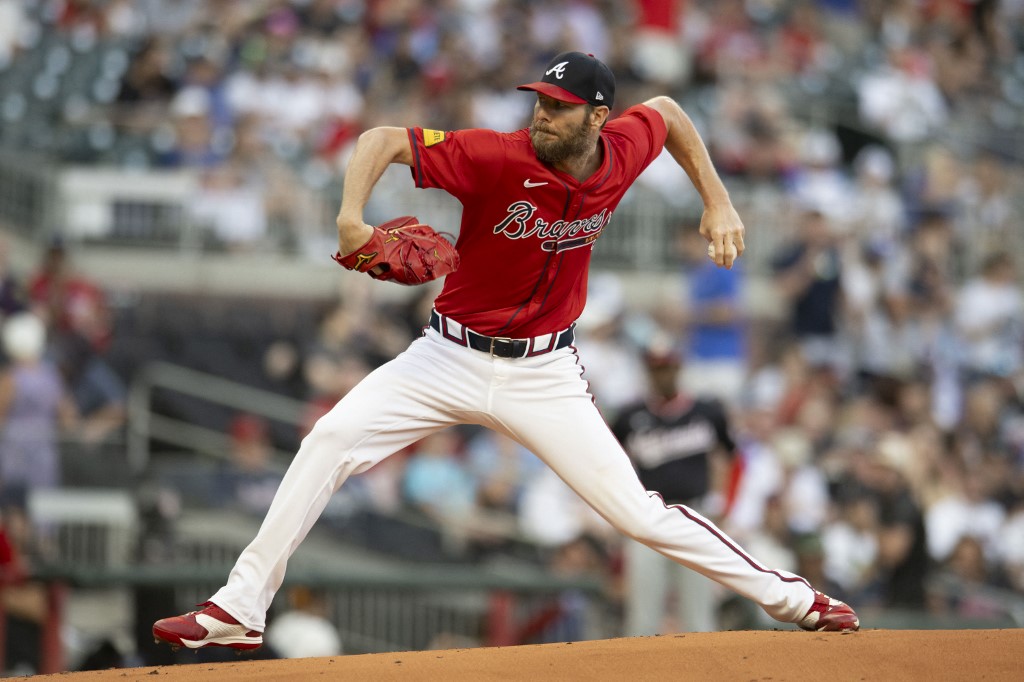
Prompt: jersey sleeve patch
<box><xmin>423</xmin><ymin>129</ymin><xmax>446</xmax><ymax>147</ymax></box>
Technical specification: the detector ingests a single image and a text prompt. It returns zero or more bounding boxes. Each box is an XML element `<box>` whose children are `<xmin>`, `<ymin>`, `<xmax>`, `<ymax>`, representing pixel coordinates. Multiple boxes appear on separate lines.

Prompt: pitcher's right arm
<box><xmin>335</xmin><ymin>127</ymin><xmax>415</xmax><ymax>255</ymax></box>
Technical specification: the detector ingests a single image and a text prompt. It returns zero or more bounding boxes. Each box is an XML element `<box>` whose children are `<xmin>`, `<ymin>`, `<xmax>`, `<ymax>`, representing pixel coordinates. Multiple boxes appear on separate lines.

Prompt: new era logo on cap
<box><xmin>517</xmin><ymin>51</ymin><xmax>615</xmax><ymax>108</ymax></box>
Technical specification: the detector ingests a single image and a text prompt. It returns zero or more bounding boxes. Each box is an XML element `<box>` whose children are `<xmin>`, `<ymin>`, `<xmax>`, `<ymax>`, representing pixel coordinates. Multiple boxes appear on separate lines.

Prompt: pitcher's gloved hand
<box><xmin>333</xmin><ymin>216</ymin><xmax>460</xmax><ymax>285</ymax></box>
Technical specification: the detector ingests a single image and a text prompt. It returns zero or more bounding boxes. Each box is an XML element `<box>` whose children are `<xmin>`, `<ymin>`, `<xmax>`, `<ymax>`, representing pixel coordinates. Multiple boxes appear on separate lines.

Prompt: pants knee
<box><xmin>299</xmin><ymin>421</ymin><xmax>337</xmax><ymax>451</ymax></box>
<box><xmin>613</xmin><ymin>512</ymin><xmax>654</xmax><ymax>544</ymax></box>
<box><xmin>610</xmin><ymin>495</ymin><xmax>674</xmax><ymax>545</ymax></box>
<box><xmin>296</xmin><ymin>421</ymin><xmax>353</xmax><ymax>464</ymax></box>
<box><xmin>298</xmin><ymin>415</ymin><xmax>389</xmax><ymax>476</ymax></box>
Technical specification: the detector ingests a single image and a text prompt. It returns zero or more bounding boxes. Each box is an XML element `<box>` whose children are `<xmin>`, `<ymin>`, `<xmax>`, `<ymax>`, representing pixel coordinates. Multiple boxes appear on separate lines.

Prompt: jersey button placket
<box><xmin>568</xmin><ymin>191</ymin><xmax>583</xmax><ymax>216</ymax></box>
<box><xmin>533</xmin><ymin>190</ymin><xmax>577</xmax><ymax>307</ymax></box>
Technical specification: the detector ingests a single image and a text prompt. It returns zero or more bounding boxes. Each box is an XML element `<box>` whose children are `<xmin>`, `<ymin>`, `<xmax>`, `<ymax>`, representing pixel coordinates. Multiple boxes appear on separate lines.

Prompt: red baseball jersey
<box><xmin>407</xmin><ymin>104</ymin><xmax>668</xmax><ymax>337</ymax></box>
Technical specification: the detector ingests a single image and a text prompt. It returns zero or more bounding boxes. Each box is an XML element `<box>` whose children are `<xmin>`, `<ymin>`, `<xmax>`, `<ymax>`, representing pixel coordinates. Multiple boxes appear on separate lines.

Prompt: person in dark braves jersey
<box><xmin>153</xmin><ymin>51</ymin><xmax>859</xmax><ymax>651</ymax></box>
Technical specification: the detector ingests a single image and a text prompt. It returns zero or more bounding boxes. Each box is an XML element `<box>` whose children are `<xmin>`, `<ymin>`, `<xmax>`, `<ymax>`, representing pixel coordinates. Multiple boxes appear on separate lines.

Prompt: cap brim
<box><xmin>516</xmin><ymin>82</ymin><xmax>588</xmax><ymax>105</ymax></box>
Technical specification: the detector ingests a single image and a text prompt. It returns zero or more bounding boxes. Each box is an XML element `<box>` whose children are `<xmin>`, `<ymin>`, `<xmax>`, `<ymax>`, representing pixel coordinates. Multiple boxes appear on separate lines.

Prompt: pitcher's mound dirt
<box><xmin>39</xmin><ymin>629</ymin><xmax>1021</xmax><ymax>681</ymax></box>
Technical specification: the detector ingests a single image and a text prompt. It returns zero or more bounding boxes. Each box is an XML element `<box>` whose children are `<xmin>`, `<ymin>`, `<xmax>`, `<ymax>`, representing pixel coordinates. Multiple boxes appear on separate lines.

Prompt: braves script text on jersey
<box><xmin>204</xmin><ymin>105</ymin><xmax>820</xmax><ymax>635</ymax></box>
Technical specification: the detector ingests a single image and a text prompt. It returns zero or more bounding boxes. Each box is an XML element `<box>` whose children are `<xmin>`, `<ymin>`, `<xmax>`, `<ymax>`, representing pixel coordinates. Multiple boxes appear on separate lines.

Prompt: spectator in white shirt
<box><xmin>857</xmin><ymin>45</ymin><xmax>948</xmax><ymax>144</ymax></box>
<box><xmin>954</xmin><ymin>253</ymin><xmax>1023</xmax><ymax>379</ymax></box>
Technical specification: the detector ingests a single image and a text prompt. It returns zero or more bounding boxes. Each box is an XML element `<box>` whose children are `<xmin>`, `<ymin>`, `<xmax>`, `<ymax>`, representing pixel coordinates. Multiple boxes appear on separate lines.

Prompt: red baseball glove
<box><xmin>332</xmin><ymin>216</ymin><xmax>459</xmax><ymax>285</ymax></box>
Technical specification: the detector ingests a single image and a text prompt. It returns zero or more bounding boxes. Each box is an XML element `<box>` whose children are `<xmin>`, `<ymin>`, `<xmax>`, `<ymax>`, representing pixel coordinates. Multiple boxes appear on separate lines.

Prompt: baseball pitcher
<box><xmin>154</xmin><ymin>51</ymin><xmax>858</xmax><ymax>651</ymax></box>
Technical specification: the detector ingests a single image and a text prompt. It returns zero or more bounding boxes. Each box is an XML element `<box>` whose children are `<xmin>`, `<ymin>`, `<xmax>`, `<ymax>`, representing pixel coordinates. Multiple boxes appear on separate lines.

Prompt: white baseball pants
<box><xmin>211</xmin><ymin>327</ymin><xmax>816</xmax><ymax>631</ymax></box>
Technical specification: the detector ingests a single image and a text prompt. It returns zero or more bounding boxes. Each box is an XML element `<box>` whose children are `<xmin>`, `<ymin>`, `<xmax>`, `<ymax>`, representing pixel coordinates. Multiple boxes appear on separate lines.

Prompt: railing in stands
<box><xmin>127</xmin><ymin>360</ymin><xmax>307</xmax><ymax>473</ymax></box>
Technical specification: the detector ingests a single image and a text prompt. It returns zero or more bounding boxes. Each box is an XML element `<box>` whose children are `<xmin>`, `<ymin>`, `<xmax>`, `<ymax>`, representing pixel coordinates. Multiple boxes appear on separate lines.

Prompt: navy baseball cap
<box><xmin>517</xmin><ymin>51</ymin><xmax>615</xmax><ymax>108</ymax></box>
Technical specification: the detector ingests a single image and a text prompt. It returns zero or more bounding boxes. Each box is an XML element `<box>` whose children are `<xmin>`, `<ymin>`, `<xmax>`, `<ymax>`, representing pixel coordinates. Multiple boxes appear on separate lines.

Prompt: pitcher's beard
<box><xmin>530</xmin><ymin>115</ymin><xmax>592</xmax><ymax>165</ymax></box>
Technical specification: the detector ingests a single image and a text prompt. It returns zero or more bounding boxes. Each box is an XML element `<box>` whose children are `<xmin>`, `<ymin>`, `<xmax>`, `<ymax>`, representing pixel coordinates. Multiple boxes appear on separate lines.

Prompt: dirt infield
<box><xmin>35</xmin><ymin>629</ymin><xmax>1021</xmax><ymax>681</ymax></box>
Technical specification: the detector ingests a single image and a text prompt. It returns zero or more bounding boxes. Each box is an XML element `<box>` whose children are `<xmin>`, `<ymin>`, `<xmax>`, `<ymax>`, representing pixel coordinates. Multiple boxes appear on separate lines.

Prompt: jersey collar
<box><xmin>545</xmin><ymin>133</ymin><xmax>611</xmax><ymax>188</ymax></box>
<box><xmin>647</xmin><ymin>392</ymin><xmax>694</xmax><ymax>418</ymax></box>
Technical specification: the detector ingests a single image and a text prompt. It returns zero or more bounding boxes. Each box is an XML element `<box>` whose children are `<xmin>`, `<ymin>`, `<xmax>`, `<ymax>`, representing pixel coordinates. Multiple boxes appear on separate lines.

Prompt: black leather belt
<box><xmin>429</xmin><ymin>310</ymin><xmax>575</xmax><ymax>359</ymax></box>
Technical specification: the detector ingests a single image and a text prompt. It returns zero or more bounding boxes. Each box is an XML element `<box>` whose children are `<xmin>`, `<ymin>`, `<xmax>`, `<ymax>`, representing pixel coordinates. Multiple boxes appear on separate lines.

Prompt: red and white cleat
<box><xmin>797</xmin><ymin>591</ymin><xmax>860</xmax><ymax>632</ymax></box>
<box><xmin>153</xmin><ymin>602</ymin><xmax>263</xmax><ymax>650</ymax></box>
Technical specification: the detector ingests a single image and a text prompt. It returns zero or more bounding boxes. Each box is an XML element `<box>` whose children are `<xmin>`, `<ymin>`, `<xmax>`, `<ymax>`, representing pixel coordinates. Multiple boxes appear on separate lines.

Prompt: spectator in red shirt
<box><xmin>26</xmin><ymin>242</ymin><xmax>111</xmax><ymax>353</ymax></box>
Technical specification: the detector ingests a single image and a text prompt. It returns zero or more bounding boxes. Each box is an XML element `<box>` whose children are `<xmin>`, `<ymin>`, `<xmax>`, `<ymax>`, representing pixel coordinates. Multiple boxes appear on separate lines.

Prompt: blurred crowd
<box><xmin>0</xmin><ymin>238</ymin><xmax>127</xmax><ymax>673</ymax></box>
<box><xmin>1</xmin><ymin>0</ymin><xmax>1023</xmax><ymax>253</ymax></box>
<box><xmin>0</xmin><ymin>0</ymin><xmax>1024</xmax><ymax>665</ymax></box>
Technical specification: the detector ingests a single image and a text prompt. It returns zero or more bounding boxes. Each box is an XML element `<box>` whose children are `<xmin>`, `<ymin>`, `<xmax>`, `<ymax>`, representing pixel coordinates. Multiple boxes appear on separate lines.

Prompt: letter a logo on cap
<box><xmin>545</xmin><ymin>61</ymin><xmax>569</xmax><ymax>79</ymax></box>
<box><xmin>517</xmin><ymin>51</ymin><xmax>616</xmax><ymax>108</ymax></box>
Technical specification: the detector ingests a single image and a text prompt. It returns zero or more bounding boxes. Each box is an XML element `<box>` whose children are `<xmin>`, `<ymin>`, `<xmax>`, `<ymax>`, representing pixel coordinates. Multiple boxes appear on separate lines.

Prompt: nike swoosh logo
<box><xmin>524</xmin><ymin>179</ymin><xmax>548</xmax><ymax>188</ymax></box>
